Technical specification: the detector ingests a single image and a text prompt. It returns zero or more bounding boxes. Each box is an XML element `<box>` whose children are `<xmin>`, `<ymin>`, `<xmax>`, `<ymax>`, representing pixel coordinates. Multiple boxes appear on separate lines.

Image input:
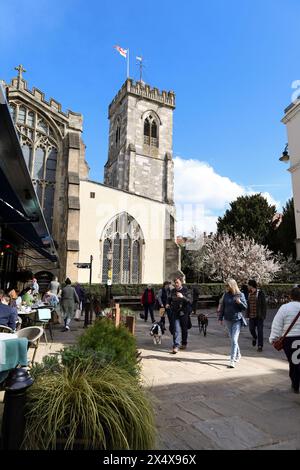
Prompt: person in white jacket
<box><xmin>269</xmin><ymin>287</ymin><xmax>300</xmax><ymax>394</ymax></box>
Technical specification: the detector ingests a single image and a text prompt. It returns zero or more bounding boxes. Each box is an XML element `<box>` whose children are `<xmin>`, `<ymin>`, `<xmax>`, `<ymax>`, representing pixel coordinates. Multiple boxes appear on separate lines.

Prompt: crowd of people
<box><xmin>1</xmin><ymin>274</ymin><xmax>299</xmax><ymax>395</ymax></box>
<box><xmin>0</xmin><ymin>276</ymin><xmax>95</xmax><ymax>333</ymax></box>
<box><xmin>141</xmin><ymin>277</ymin><xmax>300</xmax><ymax>394</ymax></box>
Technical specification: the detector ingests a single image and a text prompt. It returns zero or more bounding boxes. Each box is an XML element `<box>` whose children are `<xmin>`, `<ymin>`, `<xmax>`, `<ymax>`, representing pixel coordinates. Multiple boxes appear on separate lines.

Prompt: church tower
<box><xmin>104</xmin><ymin>79</ymin><xmax>175</xmax><ymax>204</ymax></box>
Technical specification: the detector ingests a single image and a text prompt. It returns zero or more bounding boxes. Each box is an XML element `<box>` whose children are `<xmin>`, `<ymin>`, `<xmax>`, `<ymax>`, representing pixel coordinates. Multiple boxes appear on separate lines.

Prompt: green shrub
<box><xmin>30</xmin><ymin>354</ymin><xmax>61</xmax><ymax>379</ymax></box>
<box><xmin>78</xmin><ymin>319</ymin><xmax>139</xmax><ymax>377</ymax></box>
<box><xmin>23</xmin><ymin>363</ymin><xmax>156</xmax><ymax>450</ymax></box>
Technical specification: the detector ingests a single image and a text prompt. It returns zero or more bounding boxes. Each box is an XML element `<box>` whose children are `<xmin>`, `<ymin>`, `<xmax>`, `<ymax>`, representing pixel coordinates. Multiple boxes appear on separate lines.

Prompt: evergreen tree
<box><xmin>217</xmin><ymin>194</ymin><xmax>276</xmax><ymax>246</ymax></box>
<box><xmin>270</xmin><ymin>199</ymin><xmax>296</xmax><ymax>258</ymax></box>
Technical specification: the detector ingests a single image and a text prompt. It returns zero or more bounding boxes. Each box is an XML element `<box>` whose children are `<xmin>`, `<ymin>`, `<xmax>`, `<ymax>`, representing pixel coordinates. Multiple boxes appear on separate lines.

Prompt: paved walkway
<box><xmin>1</xmin><ymin>312</ymin><xmax>300</xmax><ymax>450</ymax></box>
<box><xmin>136</xmin><ymin>309</ymin><xmax>300</xmax><ymax>450</ymax></box>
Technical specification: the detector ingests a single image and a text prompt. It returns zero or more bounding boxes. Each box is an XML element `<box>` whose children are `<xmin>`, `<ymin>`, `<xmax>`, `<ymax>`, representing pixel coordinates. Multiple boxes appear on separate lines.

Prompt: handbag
<box><xmin>272</xmin><ymin>310</ymin><xmax>300</xmax><ymax>351</ymax></box>
<box><xmin>159</xmin><ymin>307</ymin><xmax>165</xmax><ymax>317</ymax></box>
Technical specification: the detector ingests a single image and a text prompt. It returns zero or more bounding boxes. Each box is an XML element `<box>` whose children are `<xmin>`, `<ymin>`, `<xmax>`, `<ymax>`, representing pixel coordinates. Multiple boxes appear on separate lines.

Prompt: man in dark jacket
<box><xmin>168</xmin><ymin>277</ymin><xmax>192</xmax><ymax>354</ymax></box>
<box><xmin>247</xmin><ymin>280</ymin><xmax>267</xmax><ymax>352</ymax></box>
<box><xmin>0</xmin><ymin>290</ymin><xmax>17</xmax><ymax>330</ymax></box>
<box><xmin>141</xmin><ymin>285</ymin><xmax>156</xmax><ymax>323</ymax></box>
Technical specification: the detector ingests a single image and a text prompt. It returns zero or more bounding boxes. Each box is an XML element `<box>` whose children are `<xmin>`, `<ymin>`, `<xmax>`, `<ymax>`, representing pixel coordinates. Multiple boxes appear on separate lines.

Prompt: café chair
<box><xmin>16</xmin><ymin>326</ymin><xmax>44</xmax><ymax>365</ymax></box>
<box><xmin>0</xmin><ymin>325</ymin><xmax>14</xmax><ymax>333</ymax></box>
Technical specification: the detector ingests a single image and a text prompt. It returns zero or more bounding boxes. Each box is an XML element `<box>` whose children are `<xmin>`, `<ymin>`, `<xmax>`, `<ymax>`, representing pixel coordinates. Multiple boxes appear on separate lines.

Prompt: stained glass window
<box><xmin>18</xmin><ymin>106</ymin><xmax>26</xmax><ymax>124</ymax></box>
<box><xmin>132</xmin><ymin>241</ymin><xmax>140</xmax><ymax>284</ymax></box>
<box><xmin>44</xmin><ymin>185</ymin><xmax>55</xmax><ymax>231</ymax></box>
<box><xmin>46</xmin><ymin>148</ymin><xmax>57</xmax><ymax>182</ymax></box>
<box><xmin>101</xmin><ymin>213</ymin><xmax>143</xmax><ymax>284</ymax></box>
<box><xmin>33</xmin><ymin>147</ymin><xmax>45</xmax><ymax>180</ymax></box>
<box><xmin>122</xmin><ymin>235</ymin><xmax>131</xmax><ymax>283</ymax></box>
<box><xmin>102</xmin><ymin>239</ymin><xmax>110</xmax><ymax>284</ymax></box>
<box><xmin>27</xmin><ymin>111</ymin><xmax>34</xmax><ymax>127</ymax></box>
<box><xmin>22</xmin><ymin>145</ymin><xmax>32</xmax><ymax>169</ymax></box>
<box><xmin>112</xmin><ymin>235</ymin><xmax>121</xmax><ymax>283</ymax></box>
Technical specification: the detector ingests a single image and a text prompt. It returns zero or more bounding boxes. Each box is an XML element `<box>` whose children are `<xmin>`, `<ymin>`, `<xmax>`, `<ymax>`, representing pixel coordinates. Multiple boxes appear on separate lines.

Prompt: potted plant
<box><xmin>23</xmin><ymin>359</ymin><xmax>156</xmax><ymax>450</ymax></box>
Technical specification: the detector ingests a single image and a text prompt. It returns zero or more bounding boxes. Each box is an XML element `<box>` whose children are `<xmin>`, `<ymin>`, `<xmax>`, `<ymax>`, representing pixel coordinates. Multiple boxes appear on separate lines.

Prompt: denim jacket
<box><xmin>219</xmin><ymin>292</ymin><xmax>247</xmax><ymax>322</ymax></box>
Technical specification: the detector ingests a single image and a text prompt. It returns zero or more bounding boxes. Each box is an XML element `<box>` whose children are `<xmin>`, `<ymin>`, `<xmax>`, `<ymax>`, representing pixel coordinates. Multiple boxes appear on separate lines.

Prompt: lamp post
<box><xmin>279</xmin><ymin>143</ymin><xmax>290</xmax><ymax>163</ymax></box>
<box><xmin>106</xmin><ymin>247</ymin><xmax>113</xmax><ymax>307</ymax></box>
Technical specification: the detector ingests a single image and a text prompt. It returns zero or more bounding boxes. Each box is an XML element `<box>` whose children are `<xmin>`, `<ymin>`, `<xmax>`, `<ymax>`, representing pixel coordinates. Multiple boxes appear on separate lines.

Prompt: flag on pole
<box><xmin>136</xmin><ymin>56</ymin><xmax>143</xmax><ymax>62</ymax></box>
<box><xmin>114</xmin><ymin>45</ymin><xmax>128</xmax><ymax>58</ymax></box>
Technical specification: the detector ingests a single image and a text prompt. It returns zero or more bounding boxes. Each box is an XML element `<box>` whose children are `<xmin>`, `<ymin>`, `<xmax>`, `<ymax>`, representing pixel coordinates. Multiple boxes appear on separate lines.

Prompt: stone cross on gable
<box><xmin>15</xmin><ymin>64</ymin><xmax>26</xmax><ymax>80</ymax></box>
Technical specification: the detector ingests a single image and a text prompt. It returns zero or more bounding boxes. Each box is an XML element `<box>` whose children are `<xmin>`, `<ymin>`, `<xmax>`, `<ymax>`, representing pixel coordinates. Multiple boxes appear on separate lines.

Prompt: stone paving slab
<box><xmin>193</xmin><ymin>416</ymin><xmax>272</xmax><ymax>450</ymax></box>
<box><xmin>137</xmin><ymin>308</ymin><xmax>300</xmax><ymax>450</ymax></box>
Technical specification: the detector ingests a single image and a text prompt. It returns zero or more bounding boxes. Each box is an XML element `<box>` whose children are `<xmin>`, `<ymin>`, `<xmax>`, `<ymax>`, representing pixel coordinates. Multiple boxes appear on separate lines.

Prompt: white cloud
<box><xmin>174</xmin><ymin>156</ymin><xmax>280</xmax><ymax>235</ymax></box>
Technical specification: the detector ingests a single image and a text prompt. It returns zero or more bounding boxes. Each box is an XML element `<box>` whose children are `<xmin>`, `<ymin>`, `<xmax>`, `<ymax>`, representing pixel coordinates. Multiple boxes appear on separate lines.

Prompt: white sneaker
<box><xmin>228</xmin><ymin>361</ymin><xmax>235</xmax><ymax>368</ymax></box>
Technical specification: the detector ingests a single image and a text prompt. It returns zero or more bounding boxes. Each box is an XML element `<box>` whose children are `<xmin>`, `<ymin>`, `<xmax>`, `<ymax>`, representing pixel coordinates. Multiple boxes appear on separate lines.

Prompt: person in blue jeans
<box><xmin>168</xmin><ymin>277</ymin><xmax>192</xmax><ymax>354</ymax></box>
<box><xmin>218</xmin><ymin>279</ymin><xmax>248</xmax><ymax>368</ymax></box>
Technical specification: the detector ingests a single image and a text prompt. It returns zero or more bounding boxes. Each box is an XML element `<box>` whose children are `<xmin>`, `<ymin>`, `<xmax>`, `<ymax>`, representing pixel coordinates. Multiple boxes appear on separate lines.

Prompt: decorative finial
<box><xmin>15</xmin><ymin>64</ymin><xmax>26</xmax><ymax>80</ymax></box>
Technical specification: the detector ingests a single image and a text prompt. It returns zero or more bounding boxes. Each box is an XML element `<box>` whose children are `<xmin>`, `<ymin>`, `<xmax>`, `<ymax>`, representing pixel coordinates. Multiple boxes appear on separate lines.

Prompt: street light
<box><xmin>279</xmin><ymin>144</ymin><xmax>290</xmax><ymax>163</ymax></box>
<box><xmin>106</xmin><ymin>247</ymin><xmax>113</xmax><ymax>306</ymax></box>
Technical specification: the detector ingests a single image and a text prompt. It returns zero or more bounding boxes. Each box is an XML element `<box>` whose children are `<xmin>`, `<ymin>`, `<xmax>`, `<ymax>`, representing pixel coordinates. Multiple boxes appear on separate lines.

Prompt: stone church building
<box><xmin>282</xmin><ymin>95</ymin><xmax>300</xmax><ymax>259</ymax></box>
<box><xmin>2</xmin><ymin>67</ymin><xmax>180</xmax><ymax>284</ymax></box>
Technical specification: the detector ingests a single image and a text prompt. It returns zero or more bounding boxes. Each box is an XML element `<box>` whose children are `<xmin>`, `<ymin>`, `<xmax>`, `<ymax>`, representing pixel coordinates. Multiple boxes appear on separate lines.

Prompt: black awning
<box><xmin>0</xmin><ymin>85</ymin><xmax>59</xmax><ymax>264</ymax></box>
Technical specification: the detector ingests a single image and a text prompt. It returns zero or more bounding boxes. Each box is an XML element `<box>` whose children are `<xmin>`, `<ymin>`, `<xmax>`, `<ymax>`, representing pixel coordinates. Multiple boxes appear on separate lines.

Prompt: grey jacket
<box><xmin>49</xmin><ymin>280</ymin><xmax>60</xmax><ymax>295</ymax></box>
<box><xmin>61</xmin><ymin>285</ymin><xmax>79</xmax><ymax>310</ymax></box>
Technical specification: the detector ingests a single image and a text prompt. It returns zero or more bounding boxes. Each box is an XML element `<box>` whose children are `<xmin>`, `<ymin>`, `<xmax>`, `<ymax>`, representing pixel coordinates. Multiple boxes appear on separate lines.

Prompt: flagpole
<box><xmin>127</xmin><ymin>48</ymin><xmax>130</xmax><ymax>79</ymax></box>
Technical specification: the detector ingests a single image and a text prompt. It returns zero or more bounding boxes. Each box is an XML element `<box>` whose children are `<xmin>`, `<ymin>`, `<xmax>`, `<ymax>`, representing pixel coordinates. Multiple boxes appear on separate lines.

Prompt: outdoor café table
<box><xmin>17</xmin><ymin>309</ymin><xmax>37</xmax><ymax>328</ymax></box>
<box><xmin>0</xmin><ymin>333</ymin><xmax>28</xmax><ymax>384</ymax></box>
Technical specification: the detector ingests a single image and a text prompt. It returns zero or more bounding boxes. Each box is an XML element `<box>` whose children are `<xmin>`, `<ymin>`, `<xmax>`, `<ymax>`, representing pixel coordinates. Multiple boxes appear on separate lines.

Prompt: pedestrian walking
<box><xmin>246</xmin><ymin>280</ymin><xmax>267</xmax><ymax>352</ymax></box>
<box><xmin>74</xmin><ymin>282</ymin><xmax>86</xmax><ymax>321</ymax></box>
<box><xmin>269</xmin><ymin>287</ymin><xmax>300</xmax><ymax>394</ymax></box>
<box><xmin>156</xmin><ymin>281</ymin><xmax>172</xmax><ymax>330</ymax></box>
<box><xmin>48</xmin><ymin>276</ymin><xmax>60</xmax><ymax>295</ymax></box>
<box><xmin>141</xmin><ymin>285</ymin><xmax>156</xmax><ymax>323</ymax></box>
<box><xmin>169</xmin><ymin>276</ymin><xmax>192</xmax><ymax>354</ymax></box>
<box><xmin>60</xmin><ymin>278</ymin><xmax>79</xmax><ymax>332</ymax></box>
<box><xmin>218</xmin><ymin>279</ymin><xmax>247</xmax><ymax>368</ymax></box>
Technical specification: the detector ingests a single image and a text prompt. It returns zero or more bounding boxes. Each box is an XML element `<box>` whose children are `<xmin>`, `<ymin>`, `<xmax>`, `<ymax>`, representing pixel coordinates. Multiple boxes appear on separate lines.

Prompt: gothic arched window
<box><xmin>11</xmin><ymin>103</ymin><xmax>59</xmax><ymax>233</ymax></box>
<box><xmin>101</xmin><ymin>213</ymin><xmax>144</xmax><ymax>284</ymax></box>
<box><xmin>143</xmin><ymin>114</ymin><xmax>158</xmax><ymax>147</ymax></box>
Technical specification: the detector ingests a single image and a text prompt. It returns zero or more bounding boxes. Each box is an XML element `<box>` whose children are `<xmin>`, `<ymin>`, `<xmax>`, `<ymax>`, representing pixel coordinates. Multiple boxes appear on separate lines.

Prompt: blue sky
<box><xmin>1</xmin><ymin>0</ymin><xmax>299</xmax><ymax>233</ymax></box>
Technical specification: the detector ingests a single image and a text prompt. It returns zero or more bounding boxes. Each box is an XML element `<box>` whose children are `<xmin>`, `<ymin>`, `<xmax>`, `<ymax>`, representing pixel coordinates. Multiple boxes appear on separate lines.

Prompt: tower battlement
<box><xmin>7</xmin><ymin>76</ymin><xmax>82</xmax><ymax>124</ymax></box>
<box><xmin>109</xmin><ymin>79</ymin><xmax>176</xmax><ymax>116</ymax></box>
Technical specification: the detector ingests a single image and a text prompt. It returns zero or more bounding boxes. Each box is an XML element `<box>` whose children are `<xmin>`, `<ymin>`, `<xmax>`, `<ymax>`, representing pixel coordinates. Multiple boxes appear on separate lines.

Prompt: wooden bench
<box><xmin>112</xmin><ymin>296</ymin><xmax>141</xmax><ymax>310</ymax></box>
<box><xmin>197</xmin><ymin>295</ymin><xmax>219</xmax><ymax>309</ymax></box>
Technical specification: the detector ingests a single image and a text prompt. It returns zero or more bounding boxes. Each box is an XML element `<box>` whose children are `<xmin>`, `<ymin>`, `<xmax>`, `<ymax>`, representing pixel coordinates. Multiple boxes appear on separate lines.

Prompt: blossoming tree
<box><xmin>202</xmin><ymin>234</ymin><xmax>281</xmax><ymax>284</ymax></box>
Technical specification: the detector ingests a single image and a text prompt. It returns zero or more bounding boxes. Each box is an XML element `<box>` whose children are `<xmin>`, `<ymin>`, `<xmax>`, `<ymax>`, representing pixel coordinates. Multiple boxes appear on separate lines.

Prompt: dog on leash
<box><xmin>150</xmin><ymin>320</ymin><xmax>165</xmax><ymax>345</ymax></box>
<box><xmin>197</xmin><ymin>313</ymin><xmax>208</xmax><ymax>336</ymax></box>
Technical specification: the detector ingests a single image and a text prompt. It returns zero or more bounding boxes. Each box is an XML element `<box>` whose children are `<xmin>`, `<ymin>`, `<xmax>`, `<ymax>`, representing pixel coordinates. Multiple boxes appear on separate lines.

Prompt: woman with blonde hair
<box><xmin>218</xmin><ymin>279</ymin><xmax>247</xmax><ymax>368</ymax></box>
